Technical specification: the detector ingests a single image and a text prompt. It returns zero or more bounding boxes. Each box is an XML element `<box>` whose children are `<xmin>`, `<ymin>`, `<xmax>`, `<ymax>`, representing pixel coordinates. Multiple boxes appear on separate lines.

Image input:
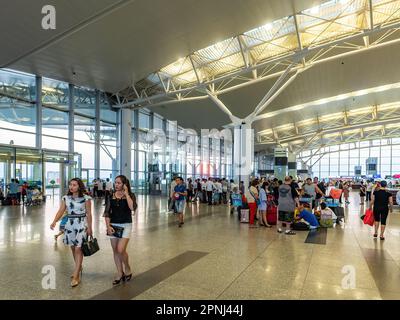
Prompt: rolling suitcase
<box><xmin>334</xmin><ymin>206</ymin><xmax>345</xmax><ymax>223</ymax></box>
<box><xmin>266</xmin><ymin>200</ymin><xmax>277</xmax><ymax>225</ymax></box>
<box><xmin>240</xmin><ymin>209</ymin><xmax>249</xmax><ymax>223</ymax></box>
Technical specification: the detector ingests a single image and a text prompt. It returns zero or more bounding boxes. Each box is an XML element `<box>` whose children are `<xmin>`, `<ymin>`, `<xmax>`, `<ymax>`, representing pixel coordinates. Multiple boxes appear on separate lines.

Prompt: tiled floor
<box><xmin>0</xmin><ymin>192</ymin><xmax>399</xmax><ymax>300</ymax></box>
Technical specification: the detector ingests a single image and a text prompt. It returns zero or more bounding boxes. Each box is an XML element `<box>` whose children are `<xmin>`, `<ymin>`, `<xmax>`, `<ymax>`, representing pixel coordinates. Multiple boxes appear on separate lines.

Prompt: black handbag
<box><xmin>82</xmin><ymin>236</ymin><xmax>100</xmax><ymax>256</ymax></box>
<box><xmin>110</xmin><ymin>224</ymin><xmax>124</xmax><ymax>238</ymax></box>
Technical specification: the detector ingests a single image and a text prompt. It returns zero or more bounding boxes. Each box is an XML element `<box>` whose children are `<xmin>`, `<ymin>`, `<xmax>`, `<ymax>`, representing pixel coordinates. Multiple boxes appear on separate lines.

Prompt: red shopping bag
<box><xmin>363</xmin><ymin>209</ymin><xmax>374</xmax><ymax>226</ymax></box>
<box><xmin>329</xmin><ymin>188</ymin><xmax>342</xmax><ymax>199</ymax></box>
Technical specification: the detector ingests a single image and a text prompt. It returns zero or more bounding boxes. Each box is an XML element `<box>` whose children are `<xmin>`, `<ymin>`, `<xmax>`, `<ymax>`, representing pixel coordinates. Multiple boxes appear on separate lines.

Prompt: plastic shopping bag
<box><xmin>363</xmin><ymin>209</ymin><xmax>374</xmax><ymax>226</ymax></box>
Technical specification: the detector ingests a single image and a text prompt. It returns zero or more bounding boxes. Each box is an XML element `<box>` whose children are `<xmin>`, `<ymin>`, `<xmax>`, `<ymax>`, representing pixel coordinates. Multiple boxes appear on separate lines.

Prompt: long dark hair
<box><xmin>115</xmin><ymin>175</ymin><xmax>134</xmax><ymax>198</ymax></box>
<box><xmin>67</xmin><ymin>178</ymin><xmax>86</xmax><ymax>197</ymax></box>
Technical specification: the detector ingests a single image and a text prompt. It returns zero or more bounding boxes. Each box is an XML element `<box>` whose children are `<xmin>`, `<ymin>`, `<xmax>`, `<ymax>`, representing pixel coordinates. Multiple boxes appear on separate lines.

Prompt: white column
<box><xmin>35</xmin><ymin>76</ymin><xmax>42</xmax><ymax>149</ymax></box>
<box><xmin>119</xmin><ymin>108</ymin><xmax>132</xmax><ymax>179</ymax></box>
<box><xmin>94</xmin><ymin>90</ymin><xmax>100</xmax><ymax>179</ymax></box>
<box><xmin>233</xmin><ymin>122</ymin><xmax>253</xmax><ymax>188</ymax></box>
<box><xmin>134</xmin><ymin>110</ymin><xmax>139</xmax><ymax>189</ymax></box>
<box><xmin>68</xmin><ymin>84</ymin><xmax>75</xmax><ymax>180</ymax></box>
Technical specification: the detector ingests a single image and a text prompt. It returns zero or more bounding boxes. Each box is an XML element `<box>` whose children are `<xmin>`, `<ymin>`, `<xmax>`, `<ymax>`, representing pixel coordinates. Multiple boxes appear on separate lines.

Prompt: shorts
<box><xmin>278</xmin><ymin>210</ymin><xmax>294</xmax><ymax>223</ymax></box>
<box><xmin>373</xmin><ymin>207</ymin><xmax>389</xmax><ymax>225</ymax></box>
<box><xmin>108</xmin><ymin>223</ymin><xmax>132</xmax><ymax>239</ymax></box>
<box><xmin>175</xmin><ymin>200</ymin><xmax>185</xmax><ymax>213</ymax></box>
<box><xmin>258</xmin><ymin>203</ymin><xmax>267</xmax><ymax>211</ymax></box>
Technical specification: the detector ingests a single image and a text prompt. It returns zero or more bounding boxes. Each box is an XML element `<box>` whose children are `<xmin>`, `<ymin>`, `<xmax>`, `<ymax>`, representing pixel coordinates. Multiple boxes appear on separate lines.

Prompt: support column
<box><xmin>162</xmin><ymin>118</ymin><xmax>167</xmax><ymax>175</ymax></box>
<box><xmin>200</xmin><ymin>130</ymin><xmax>210</xmax><ymax>178</ymax></box>
<box><xmin>134</xmin><ymin>109</ymin><xmax>139</xmax><ymax>189</ymax></box>
<box><xmin>68</xmin><ymin>84</ymin><xmax>75</xmax><ymax>180</ymax></box>
<box><xmin>60</xmin><ymin>163</ymin><xmax>65</xmax><ymax>196</ymax></box>
<box><xmin>233</xmin><ymin>122</ymin><xmax>253</xmax><ymax>188</ymax></box>
<box><xmin>119</xmin><ymin>108</ymin><xmax>132</xmax><ymax>180</ymax></box>
<box><xmin>288</xmin><ymin>152</ymin><xmax>297</xmax><ymax>178</ymax></box>
<box><xmin>95</xmin><ymin>90</ymin><xmax>100</xmax><ymax>179</ymax></box>
<box><xmin>35</xmin><ymin>76</ymin><xmax>42</xmax><ymax>150</ymax></box>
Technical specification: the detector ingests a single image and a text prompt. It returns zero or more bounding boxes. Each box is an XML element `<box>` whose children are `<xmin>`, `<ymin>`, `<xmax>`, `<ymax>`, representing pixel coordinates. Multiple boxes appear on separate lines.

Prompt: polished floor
<box><xmin>1</xmin><ymin>192</ymin><xmax>400</xmax><ymax>300</ymax></box>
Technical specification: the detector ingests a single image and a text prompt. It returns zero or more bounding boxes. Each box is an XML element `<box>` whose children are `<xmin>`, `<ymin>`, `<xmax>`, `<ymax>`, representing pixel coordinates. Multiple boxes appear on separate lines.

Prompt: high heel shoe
<box><xmin>113</xmin><ymin>273</ymin><xmax>125</xmax><ymax>285</ymax></box>
<box><xmin>125</xmin><ymin>273</ymin><xmax>133</xmax><ymax>282</ymax></box>
<box><xmin>71</xmin><ymin>275</ymin><xmax>81</xmax><ymax>287</ymax></box>
<box><xmin>71</xmin><ymin>267</ymin><xmax>83</xmax><ymax>279</ymax></box>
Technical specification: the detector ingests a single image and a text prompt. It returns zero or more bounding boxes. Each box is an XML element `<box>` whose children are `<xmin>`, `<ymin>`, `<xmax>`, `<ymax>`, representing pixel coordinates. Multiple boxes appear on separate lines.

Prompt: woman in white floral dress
<box><xmin>51</xmin><ymin>178</ymin><xmax>92</xmax><ymax>287</ymax></box>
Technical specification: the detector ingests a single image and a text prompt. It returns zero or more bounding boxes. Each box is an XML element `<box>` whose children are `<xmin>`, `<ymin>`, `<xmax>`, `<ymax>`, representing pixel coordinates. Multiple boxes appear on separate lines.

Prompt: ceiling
<box><xmin>151</xmin><ymin>39</ymin><xmax>400</xmax><ymax>130</ymax></box>
<box><xmin>0</xmin><ymin>0</ymin><xmax>323</xmax><ymax>93</ymax></box>
<box><xmin>2</xmin><ymin>0</ymin><xmax>400</xmax><ymax>154</ymax></box>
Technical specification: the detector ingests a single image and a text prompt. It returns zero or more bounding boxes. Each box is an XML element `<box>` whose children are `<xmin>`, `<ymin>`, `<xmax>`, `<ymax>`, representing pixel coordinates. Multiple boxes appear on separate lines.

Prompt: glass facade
<box><xmin>0</xmin><ymin>68</ymin><xmax>233</xmax><ymax>194</ymax></box>
<box><xmin>298</xmin><ymin>139</ymin><xmax>400</xmax><ymax>178</ymax></box>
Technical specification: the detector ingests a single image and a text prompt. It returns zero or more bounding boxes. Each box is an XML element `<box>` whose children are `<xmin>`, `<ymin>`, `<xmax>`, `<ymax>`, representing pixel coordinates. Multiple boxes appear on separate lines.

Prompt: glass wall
<box><xmin>298</xmin><ymin>138</ymin><xmax>400</xmax><ymax>178</ymax></box>
<box><xmin>0</xmin><ymin>68</ymin><xmax>233</xmax><ymax>195</ymax></box>
<box><xmin>0</xmin><ymin>69</ymin><xmax>36</xmax><ymax>147</ymax></box>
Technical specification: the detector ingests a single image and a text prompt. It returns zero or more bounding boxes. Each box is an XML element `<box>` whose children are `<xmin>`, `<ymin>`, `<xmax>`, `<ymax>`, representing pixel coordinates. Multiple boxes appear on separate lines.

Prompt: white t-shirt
<box><xmin>106</xmin><ymin>181</ymin><xmax>113</xmax><ymax>191</ymax></box>
<box><xmin>214</xmin><ymin>182</ymin><xmax>223</xmax><ymax>193</ymax></box>
<box><xmin>206</xmin><ymin>181</ymin><xmax>214</xmax><ymax>191</ymax></box>
<box><xmin>230</xmin><ymin>183</ymin><xmax>238</xmax><ymax>191</ymax></box>
<box><xmin>201</xmin><ymin>181</ymin><xmax>206</xmax><ymax>190</ymax></box>
<box><xmin>170</xmin><ymin>181</ymin><xmax>177</xmax><ymax>197</ymax></box>
<box><xmin>97</xmin><ymin>180</ymin><xmax>104</xmax><ymax>190</ymax></box>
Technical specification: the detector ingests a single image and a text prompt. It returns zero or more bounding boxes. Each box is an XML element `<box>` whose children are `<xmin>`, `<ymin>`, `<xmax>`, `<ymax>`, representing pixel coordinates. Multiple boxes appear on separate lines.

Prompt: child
<box><xmin>295</xmin><ymin>202</ymin><xmax>319</xmax><ymax>229</ymax></box>
<box><xmin>54</xmin><ymin>213</ymin><xmax>68</xmax><ymax>241</ymax></box>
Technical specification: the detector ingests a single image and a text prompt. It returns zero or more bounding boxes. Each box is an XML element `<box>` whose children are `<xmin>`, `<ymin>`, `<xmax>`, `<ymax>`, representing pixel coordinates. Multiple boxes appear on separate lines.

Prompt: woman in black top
<box><xmin>359</xmin><ymin>181</ymin><xmax>366</xmax><ymax>204</ymax></box>
<box><xmin>370</xmin><ymin>180</ymin><xmax>393</xmax><ymax>240</ymax></box>
<box><xmin>104</xmin><ymin>175</ymin><xmax>137</xmax><ymax>285</ymax></box>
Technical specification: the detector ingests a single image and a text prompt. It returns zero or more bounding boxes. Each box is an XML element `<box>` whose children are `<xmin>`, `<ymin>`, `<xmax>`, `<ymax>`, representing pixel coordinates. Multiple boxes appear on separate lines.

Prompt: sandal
<box><xmin>380</xmin><ymin>236</ymin><xmax>385</xmax><ymax>240</ymax></box>
<box><xmin>373</xmin><ymin>234</ymin><xmax>378</xmax><ymax>238</ymax></box>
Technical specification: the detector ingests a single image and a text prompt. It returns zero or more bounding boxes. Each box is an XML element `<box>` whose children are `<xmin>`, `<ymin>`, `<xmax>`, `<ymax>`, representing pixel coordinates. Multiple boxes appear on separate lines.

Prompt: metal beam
<box><xmin>259</xmin><ymin>114</ymin><xmax>400</xmax><ymax>145</ymax></box>
<box><xmin>115</xmin><ymin>20</ymin><xmax>400</xmax><ymax>109</ymax></box>
<box><xmin>293</xmin><ymin>13</ymin><xmax>306</xmax><ymax>67</ymax></box>
<box><xmin>369</xmin><ymin>0</ymin><xmax>374</xmax><ymax>30</ymax></box>
<box><xmin>237</xmin><ymin>35</ymin><xmax>249</xmax><ymax>68</ymax></box>
<box><xmin>206</xmin><ymin>91</ymin><xmax>240</xmax><ymax>124</ymax></box>
<box><xmin>189</xmin><ymin>55</ymin><xmax>202</xmax><ymax>84</ymax></box>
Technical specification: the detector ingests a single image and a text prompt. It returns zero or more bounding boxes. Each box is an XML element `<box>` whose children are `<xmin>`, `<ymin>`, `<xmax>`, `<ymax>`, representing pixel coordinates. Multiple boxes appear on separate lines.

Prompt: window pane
<box><xmin>74</xmin><ymin>87</ymin><xmax>96</xmax><ymax>117</ymax></box>
<box><xmin>75</xmin><ymin>141</ymin><xmax>95</xmax><ymax>169</ymax></box>
<box><xmin>100</xmin><ymin>93</ymin><xmax>116</xmax><ymax>123</ymax></box>
<box><xmin>42</xmin><ymin>78</ymin><xmax>69</xmax><ymax>111</ymax></box>
<box><xmin>42</xmin><ymin>107</ymin><xmax>68</xmax><ymax>138</ymax></box>
<box><xmin>42</xmin><ymin>136</ymin><xmax>68</xmax><ymax>151</ymax></box>
<box><xmin>74</xmin><ymin>115</ymin><xmax>95</xmax><ymax>142</ymax></box>
<box><xmin>0</xmin><ymin>128</ymin><xmax>35</xmax><ymax>147</ymax></box>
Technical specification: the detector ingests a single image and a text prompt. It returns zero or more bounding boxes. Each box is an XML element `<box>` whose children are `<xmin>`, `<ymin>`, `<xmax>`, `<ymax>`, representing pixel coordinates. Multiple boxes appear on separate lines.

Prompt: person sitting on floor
<box><xmin>295</xmin><ymin>202</ymin><xmax>319</xmax><ymax>229</ymax></box>
<box><xmin>319</xmin><ymin>202</ymin><xmax>337</xmax><ymax>228</ymax></box>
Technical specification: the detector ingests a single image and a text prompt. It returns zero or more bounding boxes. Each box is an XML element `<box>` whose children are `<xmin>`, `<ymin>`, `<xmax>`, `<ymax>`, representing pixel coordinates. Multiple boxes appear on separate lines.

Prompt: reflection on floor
<box><xmin>0</xmin><ymin>192</ymin><xmax>400</xmax><ymax>300</ymax></box>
